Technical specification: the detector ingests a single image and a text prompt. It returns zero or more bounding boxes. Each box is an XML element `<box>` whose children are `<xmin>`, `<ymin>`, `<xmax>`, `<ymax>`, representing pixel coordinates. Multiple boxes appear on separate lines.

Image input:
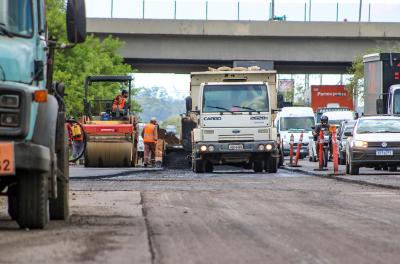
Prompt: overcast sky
<box><xmin>86</xmin><ymin>0</ymin><xmax>400</xmax><ymax>22</ymax></box>
<box><xmin>85</xmin><ymin>0</ymin><xmax>400</xmax><ymax>99</ymax></box>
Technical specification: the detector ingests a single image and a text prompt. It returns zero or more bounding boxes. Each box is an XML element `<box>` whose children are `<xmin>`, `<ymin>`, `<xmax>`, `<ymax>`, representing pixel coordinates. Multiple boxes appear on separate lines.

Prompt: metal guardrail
<box><xmin>87</xmin><ymin>0</ymin><xmax>400</xmax><ymax>22</ymax></box>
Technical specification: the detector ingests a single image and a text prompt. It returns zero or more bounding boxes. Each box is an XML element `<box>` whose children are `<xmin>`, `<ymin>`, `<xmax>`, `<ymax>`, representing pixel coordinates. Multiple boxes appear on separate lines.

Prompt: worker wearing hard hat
<box><xmin>142</xmin><ymin>117</ymin><xmax>158</xmax><ymax>167</ymax></box>
<box><xmin>112</xmin><ymin>90</ymin><xmax>129</xmax><ymax>112</ymax></box>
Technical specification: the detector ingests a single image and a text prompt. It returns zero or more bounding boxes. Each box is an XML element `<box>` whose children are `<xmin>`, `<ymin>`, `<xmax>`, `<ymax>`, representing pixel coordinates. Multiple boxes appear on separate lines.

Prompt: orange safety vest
<box><xmin>112</xmin><ymin>95</ymin><xmax>126</xmax><ymax>110</ymax></box>
<box><xmin>143</xmin><ymin>123</ymin><xmax>157</xmax><ymax>143</ymax></box>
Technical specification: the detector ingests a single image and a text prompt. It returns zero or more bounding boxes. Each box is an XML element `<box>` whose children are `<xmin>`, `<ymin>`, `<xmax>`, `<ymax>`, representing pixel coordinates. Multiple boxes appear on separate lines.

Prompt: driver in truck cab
<box><xmin>112</xmin><ymin>90</ymin><xmax>128</xmax><ymax>112</ymax></box>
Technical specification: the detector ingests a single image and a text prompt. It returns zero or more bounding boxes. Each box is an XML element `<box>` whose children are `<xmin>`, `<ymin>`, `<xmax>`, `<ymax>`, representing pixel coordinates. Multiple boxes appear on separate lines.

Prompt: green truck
<box><xmin>0</xmin><ymin>0</ymin><xmax>86</xmax><ymax>228</ymax></box>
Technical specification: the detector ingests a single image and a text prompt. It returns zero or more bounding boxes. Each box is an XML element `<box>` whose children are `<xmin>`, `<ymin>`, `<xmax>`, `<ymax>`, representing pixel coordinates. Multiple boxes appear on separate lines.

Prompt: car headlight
<box><xmin>354</xmin><ymin>140</ymin><xmax>368</xmax><ymax>148</ymax></box>
<box><xmin>208</xmin><ymin>145</ymin><xmax>215</xmax><ymax>152</ymax></box>
<box><xmin>200</xmin><ymin>145</ymin><xmax>207</xmax><ymax>152</ymax></box>
<box><xmin>258</xmin><ymin>144</ymin><xmax>265</xmax><ymax>151</ymax></box>
<box><xmin>265</xmin><ymin>144</ymin><xmax>273</xmax><ymax>151</ymax></box>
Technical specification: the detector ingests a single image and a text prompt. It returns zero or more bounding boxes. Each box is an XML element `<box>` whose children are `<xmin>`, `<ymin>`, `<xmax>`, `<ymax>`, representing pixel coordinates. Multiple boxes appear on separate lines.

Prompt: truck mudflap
<box><xmin>15</xmin><ymin>142</ymin><xmax>51</xmax><ymax>172</ymax></box>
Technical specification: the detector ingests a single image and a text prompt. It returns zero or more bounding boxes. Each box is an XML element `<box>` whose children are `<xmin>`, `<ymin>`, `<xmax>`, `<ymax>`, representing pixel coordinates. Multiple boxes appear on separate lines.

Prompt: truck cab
<box><xmin>188</xmin><ymin>70</ymin><xmax>279</xmax><ymax>173</ymax></box>
<box><xmin>0</xmin><ymin>0</ymin><xmax>86</xmax><ymax>229</ymax></box>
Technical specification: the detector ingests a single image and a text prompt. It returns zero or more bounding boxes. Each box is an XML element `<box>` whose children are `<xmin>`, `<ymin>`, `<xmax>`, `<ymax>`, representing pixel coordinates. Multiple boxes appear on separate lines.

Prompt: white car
<box><xmin>346</xmin><ymin>116</ymin><xmax>400</xmax><ymax>175</ymax></box>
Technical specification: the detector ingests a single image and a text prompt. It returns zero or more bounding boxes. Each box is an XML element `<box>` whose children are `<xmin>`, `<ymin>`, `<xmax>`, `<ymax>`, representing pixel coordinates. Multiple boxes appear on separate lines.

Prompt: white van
<box><xmin>274</xmin><ymin>107</ymin><xmax>315</xmax><ymax>158</ymax></box>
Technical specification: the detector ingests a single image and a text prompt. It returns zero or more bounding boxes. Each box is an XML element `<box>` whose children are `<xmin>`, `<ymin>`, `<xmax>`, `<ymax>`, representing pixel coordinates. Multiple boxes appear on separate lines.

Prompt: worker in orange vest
<box><xmin>112</xmin><ymin>90</ymin><xmax>128</xmax><ymax>112</ymax></box>
<box><xmin>141</xmin><ymin>117</ymin><xmax>158</xmax><ymax>167</ymax></box>
<box><xmin>71</xmin><ymin>121</ymin><xmax>84</xmax><ymax>163</ymax></box>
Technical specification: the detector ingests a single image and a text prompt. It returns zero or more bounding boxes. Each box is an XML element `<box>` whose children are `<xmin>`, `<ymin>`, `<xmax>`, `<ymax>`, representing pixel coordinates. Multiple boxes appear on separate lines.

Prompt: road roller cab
<box><xmin>82</xmin><ymin>75</ymin><xmax>139</xmax><ymax>167</ymax></box>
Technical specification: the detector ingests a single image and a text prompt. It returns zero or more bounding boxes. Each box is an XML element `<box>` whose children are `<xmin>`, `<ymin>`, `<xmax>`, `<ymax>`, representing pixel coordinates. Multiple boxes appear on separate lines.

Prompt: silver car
<box><xmin>346</xmin><ymin>116</ymin><xmax>400</xmax><ymax>175</ymax></box>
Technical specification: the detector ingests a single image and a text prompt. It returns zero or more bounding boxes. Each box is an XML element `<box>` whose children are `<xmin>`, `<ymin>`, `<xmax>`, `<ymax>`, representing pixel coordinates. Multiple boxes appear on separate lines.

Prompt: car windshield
<box><xmin>0</xmin><ymin>0</ymin><xmax>33</xmax><ymax>37</ymax></box>
<box><xmin>356</xmin><ymin>119</ymin><xmax>400</xmax><ymax>134</ymax></box>
<box><xmin>203</xmin><ymin>84</ymin><xmax>268</xmax><ymax>113</ymax></box>
<box><xmin>280</xmin><ymin>117</ymin><xmax>314</xmax><ymax>131</ymax></box>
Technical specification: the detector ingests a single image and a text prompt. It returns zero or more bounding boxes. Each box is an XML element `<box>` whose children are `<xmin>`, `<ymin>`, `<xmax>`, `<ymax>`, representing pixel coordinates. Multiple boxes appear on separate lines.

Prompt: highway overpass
<box><xmin>87</xmin><ymin>18</ymin><xmax>400</xmax><ymax>74</ymax></box>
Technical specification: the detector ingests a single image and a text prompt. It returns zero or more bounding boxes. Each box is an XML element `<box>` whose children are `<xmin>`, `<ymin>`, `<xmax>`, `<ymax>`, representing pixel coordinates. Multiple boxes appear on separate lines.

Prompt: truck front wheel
<box><xmin>253</xmin><ymin>160</ymin><xmax>263</xmax><ymax>173</ymax></box>
<box><xmin>193</xmin><ymin>160</ymin><xmax>205</xmax><ymax>173</ymax></box>
<box><xmin>17</xmin><ymin>172</ymin><xmax>49</xmax><ymax>229</ymax></box>
<box><xmin>7</xmin><ymin>185</ymin><xmax>17</xmax><ymax>220</ymax></box>
<box><xmin>266</xmin><ymin>156</ymin><xmax>278</xmax><ymax>173</ymax></box>
<box><xmin>50</xmin><ymin>127</ymin><xmax>69</xmax><ymax>220</ymax></box>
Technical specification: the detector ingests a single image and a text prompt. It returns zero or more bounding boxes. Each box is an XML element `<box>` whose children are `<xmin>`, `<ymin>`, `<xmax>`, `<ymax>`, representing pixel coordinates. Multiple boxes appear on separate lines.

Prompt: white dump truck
<box><xmin>184</xmin><ymin>68</ymin><xmax>280</xmax><ymax>173</ymax></box>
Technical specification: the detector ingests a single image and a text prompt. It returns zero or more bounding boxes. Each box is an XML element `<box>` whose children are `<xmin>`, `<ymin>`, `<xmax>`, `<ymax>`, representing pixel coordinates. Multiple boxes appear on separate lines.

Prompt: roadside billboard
<box><xmin>311</xmin><ymin>85</ymin><xmax>353</xmax><ymax>112</ymax></box>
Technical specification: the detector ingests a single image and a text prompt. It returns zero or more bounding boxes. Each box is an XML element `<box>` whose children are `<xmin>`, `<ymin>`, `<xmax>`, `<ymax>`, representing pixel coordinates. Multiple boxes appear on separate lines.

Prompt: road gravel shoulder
<box><xmin>0</xmin><ymin>191</ymin><xmax>152</xmax><ymax>264</ymax></box>
<box><xmin>281</xmin><ymin>160</ymin><xmax>400</xmax><ymax>189</ymax></box>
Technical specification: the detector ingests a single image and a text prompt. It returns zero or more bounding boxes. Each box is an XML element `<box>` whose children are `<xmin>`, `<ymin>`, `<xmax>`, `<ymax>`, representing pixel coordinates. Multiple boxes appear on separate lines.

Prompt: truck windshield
<box><xmin>280</xmin><ymin>117</ymin><xmax>314</xmax><ymax>131</ymax></box>
<box><xmin>203</xmin><ymin>84</ymin><xmax>268</xmax><ymax>113</ymax></box>
<box><xmin>0</xmin><ymin>0</ymin><xmax>33</xmax><ymax>37</ymax></box>
<box><xmin>393</xmin><ymin>90</ymin><xmax>400</xmax><ymax>114</ymax></box>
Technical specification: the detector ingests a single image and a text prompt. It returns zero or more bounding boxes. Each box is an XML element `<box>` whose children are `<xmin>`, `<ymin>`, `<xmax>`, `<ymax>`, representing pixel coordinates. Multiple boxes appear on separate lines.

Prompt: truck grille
<box><xmin>218</xmin><ymin>134</ymin><xmax>254</xmax><ymax>142</ymax></box>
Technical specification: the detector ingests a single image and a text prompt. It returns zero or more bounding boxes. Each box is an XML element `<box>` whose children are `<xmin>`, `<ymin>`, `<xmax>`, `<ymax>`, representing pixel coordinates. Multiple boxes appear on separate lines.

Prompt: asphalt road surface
<box><xmin>0</xmin><ymin>167</ymin><xmax>400</xmax><ymax>264</ymax></box>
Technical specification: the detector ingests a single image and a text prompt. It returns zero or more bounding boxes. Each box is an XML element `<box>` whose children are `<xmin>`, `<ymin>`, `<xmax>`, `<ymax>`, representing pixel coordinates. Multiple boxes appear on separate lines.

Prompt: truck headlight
<box><xmin>258</xmin><ymin>144</ymin><xmax>265</xmax><ymax>151</ymax></box>
<box><xmin>265</xmin><ymin>144</ymin><xmax>273</xmax><ymax>151</ymax></box>
<box><xmin>208</xmin><ymin>145</ymin><xmax>215</xmax><ymax>152</ymax></box>
<box><xmin>200</xmin><ymin>145</ymin><xmax>208</xmax><ymax>152</ymax></box>
<box><xmin>1</xmin><ymin>113</ymin><xmax>19</xmax><ymax>127</ymax></box>
<box><xmin>354</xmin><ymin>140</ymin><xmax>368</xmax><ymax>148</ymax></box>
<box><xmin>0</xmin><ymin>95</ymin><xmax>19</xmax><ymax>108</ymax></box>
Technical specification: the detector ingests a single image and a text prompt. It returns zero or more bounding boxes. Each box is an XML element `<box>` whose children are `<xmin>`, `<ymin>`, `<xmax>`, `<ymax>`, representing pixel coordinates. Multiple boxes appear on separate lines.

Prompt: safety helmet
<box><xmin>151</xmin><ymin>117</ymin><xmax>157</xmax><ymax>122</ymax></box>
<box><xmin>321</xmin><ymin>115</ymin><xmax>329</xmax><ymax>123</ymax></box>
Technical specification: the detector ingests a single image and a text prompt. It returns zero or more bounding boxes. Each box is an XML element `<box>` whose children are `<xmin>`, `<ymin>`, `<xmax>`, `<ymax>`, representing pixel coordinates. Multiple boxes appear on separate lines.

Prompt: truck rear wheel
<box><xmin>17</xmin><ymin>172</ymin><xmax>49</xmax><ymax>229</ymax></box>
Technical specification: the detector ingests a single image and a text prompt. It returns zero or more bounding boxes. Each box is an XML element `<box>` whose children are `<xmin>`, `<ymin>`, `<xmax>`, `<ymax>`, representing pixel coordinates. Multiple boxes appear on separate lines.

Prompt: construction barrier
<box><xmin>289</xmin><ymin>134</ymin><xmax>294</xmax><ymax>165</ymax></box>
<box><xmin>331</xmin><ymin>126</ymin><xmax>339</xmax><ymax>174</ymax></box>
<box><xmin>318</xmin><ymin>130</ymin><xmax>324</xmax><ymax>170</ymax></box>
<box><xmin>293</xmin><ymin>131</ymin><xmax>303</xmax><ymax>167</ymax></box>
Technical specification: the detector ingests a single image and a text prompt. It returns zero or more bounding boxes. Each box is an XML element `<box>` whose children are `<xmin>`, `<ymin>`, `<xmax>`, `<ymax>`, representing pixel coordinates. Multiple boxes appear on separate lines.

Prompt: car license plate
<box><xmin>376</xmin><ymin>149</ymin><xmax>393</xmax><ymax>156</ymax></box>
<box><xmin>0</xmin><ymin>142</ymin><xmax>15</xmax><ymax>175</ymax></box>
<box><xmin>229</xmin><ymin>144</ymin><xmax>244</xmax><ymax>150</ymax></box>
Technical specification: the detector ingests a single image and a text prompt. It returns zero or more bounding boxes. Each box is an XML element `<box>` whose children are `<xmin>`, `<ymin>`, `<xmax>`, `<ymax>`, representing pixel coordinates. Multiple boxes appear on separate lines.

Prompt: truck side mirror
<box><xmin>66</xmin><ymin>0</ymin><xmax>87</xmax><ymax>44</ymax></box>
<box><xmin>185</xmin><ymin>96</ymin><xmax>192</xmax><ymax>112</ymax></box>
<box><xmin>376</xmin><ymin>98</ymin><xmax>384</xmax><ymax>114</ymax></box>
<box><xmin>277</xmin><ymin>94</ymin><xmax>284</xmax><ymax>109</ymax></box>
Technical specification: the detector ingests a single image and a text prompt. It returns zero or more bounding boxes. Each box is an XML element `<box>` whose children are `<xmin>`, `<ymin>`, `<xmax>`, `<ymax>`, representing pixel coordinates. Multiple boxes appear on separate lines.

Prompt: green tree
<box><xmin>47</xmin><ymin>0</ymin><xmax>136</xmax><ymax>116</ymax></box>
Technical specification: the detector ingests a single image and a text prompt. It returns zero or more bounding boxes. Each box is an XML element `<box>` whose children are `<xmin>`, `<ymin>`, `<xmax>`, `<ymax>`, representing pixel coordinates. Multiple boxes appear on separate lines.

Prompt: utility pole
<box><xmin>358</xmin><ymin>0</ymin><xmax>363</xmax><ymax>22</ymax></box>
<box><xmin>271</xmin><ymin>0</ymin><xmax>275</xmax><ymax>20</ymax></box>
<box><xmin>308</xmin><ymin>0</ymin><xmax>312</xmax><ymax>21</ymax></box>
<box><xmin>110</xmin><ymin>0</ymin><xmax>113</xmax><ymax>18</ymax></box>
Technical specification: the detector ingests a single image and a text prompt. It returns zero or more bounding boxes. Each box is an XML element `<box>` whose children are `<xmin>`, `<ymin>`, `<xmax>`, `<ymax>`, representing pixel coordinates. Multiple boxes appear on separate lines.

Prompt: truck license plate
<box><xmin>0</xmin><ymin>142</ymin><xmax>15</xmax><ymax>175</ymax></box>
<box><xmin>229</xmin><ymin>144</ymin><xmax>244</xmax><ymax>150</ymax></box>
<box><xmin>376</xmin><ymin>149</ymin><xmax>393</xmax><ymax>156</ymax></box>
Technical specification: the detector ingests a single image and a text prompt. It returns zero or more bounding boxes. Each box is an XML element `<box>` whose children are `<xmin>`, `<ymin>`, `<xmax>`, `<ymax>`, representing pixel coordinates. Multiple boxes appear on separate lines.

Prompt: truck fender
<box><xmin>32</xmin><ymin>95</ymin><xmax>58</xmax><ymax>198</ymax></box>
